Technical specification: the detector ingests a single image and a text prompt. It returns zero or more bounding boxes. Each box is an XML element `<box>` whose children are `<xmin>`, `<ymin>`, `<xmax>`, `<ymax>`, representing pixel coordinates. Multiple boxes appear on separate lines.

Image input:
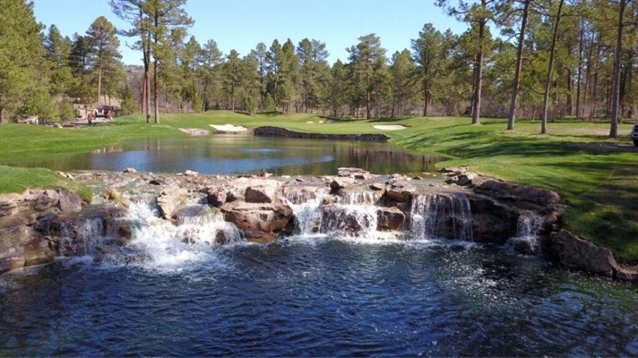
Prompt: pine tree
<box><xmin>266</xmin><ymin>39</ymin><xmax>283</xmax><ymax>108</ymax></box>
<box><xmin>279</xmin><ymin>39</ymin><xmax>300</xmax><ymax>112</ymax></box>
<box><xmin>389</xmin><ymin>49</ymin><xmax>417</xmax><ymax>118</ymax></box>
<box><xmin>437</xmin><ymin>0</ymin><xmax>500</xmax><ymax>124</ymax></box>
<box><xmin>507</xmin><ymin>0</ymin><xmax>532</xmax><ymax>130</ymax></box>
<box><xmin>200</xmin><ymin>39</ymin><xmax>223</xmax><ymax>111</ymax></box>
<box><xmin>110</xmin><ymin>0</ymin><xmax>152</xmax><ymax>122</ymax></box>
<box><xmin>326</xmin><ymin>60</ymin><xmax>348</xmax><ymax>117</ymax></box>
<box><xmin>146</xmin><ymin>0</ymin><xmax>193</xmax><ymax>123</ymax></box>
<box><xmin>44</xmin><ymin>25</ymin><xmax>74</xmax><ymax>99</ymax></box>
<box><xmin>68</xmin><ymin>34</ymin><xmax>94</xmax><ymax>110</ymax></box>
<box><xmin>86</xmin><ymin>16</ymin><xmax>122</xmax><ymax>107</ymax></box>
<box><xmin>412</xmin><ymin>24</ymin><xmax>447</xmax><ymax>116</ymax></box>
<box><xmin>0</xmin><ymin>0</ymin><xmax>49</xmax><ymax>123</ymax></box>
<box><xmin>251</xmin><ymin>42</ymin><xmax>268</xmax><ymax>110</ymax></box>
<box><xmin>347</xmin><ymin>34</ymin><xmax>387</xmax><ymax>119</ymax></box>
<box><xmin>297</xmin><ymin>38</ymin><xmax>329</xmax><ymax>113</ymax></box>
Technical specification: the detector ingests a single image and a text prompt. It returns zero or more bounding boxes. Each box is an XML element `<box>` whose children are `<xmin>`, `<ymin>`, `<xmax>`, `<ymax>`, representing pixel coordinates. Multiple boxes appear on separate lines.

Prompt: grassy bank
<box><xmin>1</xmin><ymin>111</ymin><xmax>637</xmax><ymax>262</ymax></box>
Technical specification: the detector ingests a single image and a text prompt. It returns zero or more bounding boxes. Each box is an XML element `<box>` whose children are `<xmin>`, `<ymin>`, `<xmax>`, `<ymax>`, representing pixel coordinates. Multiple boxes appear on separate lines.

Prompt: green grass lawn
<box><xmin>1</xmin><ymin>111</ymin><xmax>637</xmax><ymax>262</ymax></box>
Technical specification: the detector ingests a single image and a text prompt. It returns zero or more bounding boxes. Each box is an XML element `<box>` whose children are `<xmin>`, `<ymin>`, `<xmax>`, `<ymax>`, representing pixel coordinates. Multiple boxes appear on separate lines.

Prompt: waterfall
<box><xmin>283</xmin><ymin>196</ymin><xmax>325</xmax><ymax>236</ymax></box>
<box><xmin>58</xmin><ymin>200</ymin><xmax>243</xmax><ymax>268</ymax></box>
<box><xmin>508</xmin><ymin>212</ymin><xmax>543</xmax><ymax>254</ymax></box>
<box><xmin>282</xmin><ymin>187</ymin><xmax>329</xmax><ymax>236</ymax></box>
<box><xmin>410</xmin><ymin>194</ymin><xmax>436</xmax><ymax>240</ymax></box>
<box><xmin>410</xmin><ymin>194</ymin><xmax>473</xmax><ymax>241</ymax></box>
<box><xmin>125</xmin><ymin>201</ymin><xmax>243</xmax><ymax>267</ymax></box>
<box><xmin>284</xmin><ymin>188</ymin><xmax>381</xmax><ymax>239</ymax></box>
<box><xmin>58</xmin><ymin>218</ymin><xmax>107</xmax><ymax>257</ymax></box>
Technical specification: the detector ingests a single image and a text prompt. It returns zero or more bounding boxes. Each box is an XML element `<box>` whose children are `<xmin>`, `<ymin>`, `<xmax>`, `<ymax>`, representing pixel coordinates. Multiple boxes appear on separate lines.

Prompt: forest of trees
<box><xmin>0</xmin><ymin>0</ymin><xmax>637</xmax><ymax>137</ymax></box>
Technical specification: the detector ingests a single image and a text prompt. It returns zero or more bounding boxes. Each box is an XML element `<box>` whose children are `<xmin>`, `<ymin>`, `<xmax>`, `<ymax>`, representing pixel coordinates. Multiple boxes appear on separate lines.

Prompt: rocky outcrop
<box><xmin>254</xmin><ymin>126</ymin><xmax>390</xmax><ymax>142</ymax></box>
<box><xmin>0</xmin><ymin>189</ymin><xmax>87</xmax><ymax>273</ymax></box>
<box><xmin>3</xmin><ymin>168</ymin><xmax>637</xmax><ymax>282</ymax></box>
<box><xmin>548</xmin><ymin>230</ymin><xmax>620</xmax><ymax>277</ymax></box>
<box><xmin>376</xmin><ymin>207</ymin><xmax>405</xmax><ymax>231</ymax></box>
<box><xmin>221</xmin><ymin>202</ymin><xmax>293</xmax><ymax>243</ymax></box>
<box><xmin>157</xmin><ymin>187</ymin><xmax>188</xmax><ymax>220</ymax></box>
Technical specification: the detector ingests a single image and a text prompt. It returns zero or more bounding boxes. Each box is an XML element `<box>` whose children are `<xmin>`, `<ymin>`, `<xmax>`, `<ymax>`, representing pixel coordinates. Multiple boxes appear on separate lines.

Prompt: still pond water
<box><xmin>8</xmin><ymin>136</ymin><xmax>442</xmax><ymax>176</ymax></box>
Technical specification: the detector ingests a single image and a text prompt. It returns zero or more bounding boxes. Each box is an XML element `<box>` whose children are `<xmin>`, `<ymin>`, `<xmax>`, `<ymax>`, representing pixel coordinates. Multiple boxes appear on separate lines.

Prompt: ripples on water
<box><xmin>1</xmin><ymin>237</ymin><xmax>638</xmax><ymax>357</ymax></box>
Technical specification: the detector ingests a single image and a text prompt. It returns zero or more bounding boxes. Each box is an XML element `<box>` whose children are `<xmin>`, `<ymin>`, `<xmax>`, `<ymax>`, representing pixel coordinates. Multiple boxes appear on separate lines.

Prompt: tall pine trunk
<box><xmin>610</xmin><ymin>0</ymin><xmax>627</xmax><ymax>138</ymax></box>
<box><xmin>507</xmin><ymin>0</ymin><xmax>531</xmax><ymax>131</ymax></box>
<box><xmin>423</xmin><ymin>81</ymin><xmax>429</xmax><ymax>117</ymax></box>
<box><xmin>97</xmin><ymin>63</ymin><xmax>103</xmax><ymax>107</ymax></box>
<box><xmin>142</xmin><ymin>37</ymin><xmax>151</xmax><ymax>123</ymax></box>
<box><xmin>153</xmin><ymin>13</ymin><xmax>160</xmax><ymax>124</ymax></box>
<box><xmin>472</xmin><ymin>1</ymin><xmax>487</xmax><ymax>125</ymax></box>
<box><xmin>576</xmin><ymin>21</ymin><xmax>584</xmax><ymax>119</ymax></box>
<box><xmin>154</xmin><ymin>56</ymin><xmax>159</xmax><ymax>123</ymax></box>
<box><xmin>541</xmin><ymin>0</ymin><xmax>564</xmax><ymax>134</ymax></box>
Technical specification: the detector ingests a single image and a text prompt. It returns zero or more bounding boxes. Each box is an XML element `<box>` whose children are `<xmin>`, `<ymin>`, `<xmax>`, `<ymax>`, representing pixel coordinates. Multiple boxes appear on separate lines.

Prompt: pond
<box><xmin>6</xmin><ymin>136</ymin><xmax>443</xmax><ymax>176</ymax></box>
<box><xmin>1</xmin><ymin>237</ymin><xmax>637</xmax><ymax>357</ymax></box>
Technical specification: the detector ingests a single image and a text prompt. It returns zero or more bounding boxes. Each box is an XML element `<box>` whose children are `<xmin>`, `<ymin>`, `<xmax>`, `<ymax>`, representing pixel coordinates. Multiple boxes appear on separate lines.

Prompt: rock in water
<box><xmin>156</xmin><ymin>187</ymin><xmax>188</xmax><ymax>220</ymax></box>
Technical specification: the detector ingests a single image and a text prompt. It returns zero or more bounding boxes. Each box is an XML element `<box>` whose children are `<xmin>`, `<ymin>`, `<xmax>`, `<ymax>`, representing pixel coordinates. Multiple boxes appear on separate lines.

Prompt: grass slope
<box><xmin>1</xmin><ymin>111</ymin><xmax>637</xmax><ymax>262</ymax></box>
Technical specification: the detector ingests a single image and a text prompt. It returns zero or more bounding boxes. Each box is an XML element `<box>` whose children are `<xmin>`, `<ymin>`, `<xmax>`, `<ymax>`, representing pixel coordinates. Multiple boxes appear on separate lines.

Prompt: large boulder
<box><xmin>383</xmin><ymin>182</ymin><xmax>416</xmax><ymax>204</ymax></box>
<box><xmin>24</xmin><ymin>235</ymin><xmax>55</xmax><ymax>267</ymax></box>
<box><xmin>468</xmin><ymin>195</ymin><xmax>519</xmax><ymax>245</ymax></box>
<box><xmin>474</xmin><ymin>180</ymin><xmax>561</xmax><ymax>209</ymax></box>
<box><xmin>156</xmin><ymin>187</ymin><xmax>188</xmax><ymax>220</ymax></box>
<box><xmin>56</xmin><ymin>188</ymin><xmax>85</xmax><ymax>213</ymax></box>
<box><xmin>0</xmin><ymin>190</ymin><xmax>58</xmax><ymax>228</ymax></box>
<box><xmin>206</xmin><ymin>186</ymin><xmax>228</xmax><ymax>207</ymax></box>
<box><xmin>320</xmin><ymin>204</ymin><xmax>376</xmax><ymax>234</ymax></box>
<box><xmin>245</xmin><ymin>180</ymin><xmax>281</xmax><ymax>203</ymax></box>
<box><xmin>330</xmin><ymin>177</ymin><xmax>355</xmax><ymax>194</ymax></box>
<box><xmin>227</xmin><ymin>178</ymin><xmax>282</xmax><ymax>203</ymax></box>
<box><xmin>0</xmin><ymin>226</ymin><xmax>29</xmax><ymax>273</ymax></box>
<box><xmin>221</xmin><ymin>201</ymin><xmax>292</xmax><ymax>241</ymax></box>
<box><xmin>548</xmin><ymin>230</ymin><xmax>619</xmax><ymax>277</ymax></box>
<box><xmin>376</xmin><ymin>207</ymin><xmax>405</xmax><ymax>231</ymax></box>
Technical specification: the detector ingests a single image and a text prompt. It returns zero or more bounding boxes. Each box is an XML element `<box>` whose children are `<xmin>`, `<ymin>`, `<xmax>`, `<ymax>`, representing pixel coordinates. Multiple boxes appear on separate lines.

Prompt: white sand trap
<box><xmin>179</xmin><ymin>128</ymin><xmax>210</xmax><ymax>136</ymax></box>
<box><xmin>210</xmin><ymin>124</ymin><xmax>248</xmax><ymax>132</ymax></box>
<box><xmin>373</xmin><ymin>124</ymin><xmax>407</xmax><ymax>131</ymax></box>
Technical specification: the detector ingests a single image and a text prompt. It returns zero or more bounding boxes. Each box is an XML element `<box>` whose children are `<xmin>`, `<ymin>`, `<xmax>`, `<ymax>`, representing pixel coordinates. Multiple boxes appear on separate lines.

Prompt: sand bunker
<box><xmin>179</xmin><ymin>128</ymin><xmax>210</xmax><ymax>136</ymax></box>
<box><xmin>373</xmin><ymin>124</ymin><xmax>407</xmax><ymax>131</ymax></box>
<box><xmin>210</xmin><ymin>124</ymin><xmax>249</xmax><ymax>132</ymax></box>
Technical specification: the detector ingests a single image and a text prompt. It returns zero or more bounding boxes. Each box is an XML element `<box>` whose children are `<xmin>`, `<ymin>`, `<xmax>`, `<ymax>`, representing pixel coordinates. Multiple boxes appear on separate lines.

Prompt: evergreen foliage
<box><xmin>0</xmin><ymin>0</ymin><xmax>49</xmax><ymax>122</ymax></box>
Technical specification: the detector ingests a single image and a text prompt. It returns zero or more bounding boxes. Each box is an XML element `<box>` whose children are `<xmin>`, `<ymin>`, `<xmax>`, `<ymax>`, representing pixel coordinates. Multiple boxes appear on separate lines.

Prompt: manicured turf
<box><xmin>1</xmin><ymin>111</ymin><xmax>637</xmax><ymax>262</ymax></box>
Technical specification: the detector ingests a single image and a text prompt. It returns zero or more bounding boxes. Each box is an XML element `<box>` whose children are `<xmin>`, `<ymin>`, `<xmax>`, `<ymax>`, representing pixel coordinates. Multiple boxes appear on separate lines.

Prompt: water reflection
<box><xmin>6</xmin><ymin>136</ymin><xmax>443</xmax><ymax>175</ymax></box>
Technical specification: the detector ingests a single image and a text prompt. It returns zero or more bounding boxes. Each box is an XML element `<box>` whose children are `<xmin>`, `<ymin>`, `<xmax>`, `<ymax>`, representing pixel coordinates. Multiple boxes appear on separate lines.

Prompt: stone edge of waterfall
<box><xmin>0</xmin><ymin>168</ymin><xmax>636</xmax><ymax>282</ymax></box>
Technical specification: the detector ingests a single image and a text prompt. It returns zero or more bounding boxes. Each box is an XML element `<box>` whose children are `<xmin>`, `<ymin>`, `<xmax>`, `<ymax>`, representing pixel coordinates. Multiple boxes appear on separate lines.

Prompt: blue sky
<box><xmin>32</xmin><ymin>0</ymin><xmax>467</xmax><ymax>66</ymax></box>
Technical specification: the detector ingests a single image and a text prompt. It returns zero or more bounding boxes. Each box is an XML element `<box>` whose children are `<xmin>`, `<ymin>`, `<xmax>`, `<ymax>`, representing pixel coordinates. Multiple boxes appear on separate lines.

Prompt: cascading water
<box><xmin>58</xmin><ymin>218</ymin><xmax>106</xmax><ymax>257</ymax></box>
<box><xmin>410</xmin><ymin>194</ymin><xmax>473</xmax><ymax>241</ymax></box>
<box><xmin>282</xmin><ymin>189</ymin><xmax>326</xmax><ymax>236</ymax></box>
<box><xmin>508</xmin><ymin>212</ymin><xmax>543</xmax><ymax>254</ymax></box>
<box><xmin>320</xmin><ymin>191</ymin><xmax>380</xmax><ymax>239</ymax></box>
<box><xmin>284</xmin><ymin>188</ymin><xmax>383</xmax><ymax>240</ymax></box>
<box><xmin>124</xmin><ymin>201</ymin><xmax>242</xmax><ymax>268</ymax></box>
<box><xmin>59</xmin><ymin>200</ymin><xmax>243</xmax><ymax>269</ymax></box>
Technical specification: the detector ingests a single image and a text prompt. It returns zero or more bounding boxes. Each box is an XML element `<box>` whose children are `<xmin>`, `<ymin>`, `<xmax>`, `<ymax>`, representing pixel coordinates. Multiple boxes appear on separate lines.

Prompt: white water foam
<box><xmin>507</xmin><ymin>212</ymin><xmax>543</xmax><ymax>254</ymax></box>
<box><xmin>124</xmin><ymin>201</ymin><xmax>243</xmax><ymax>270</ymax></box>
<box><xmin>58</xmin><ymin>200</ymin><xmax>244</xmax><ymax>272</ymax></box>
<box><xmin>283</xmin><ymin>195</ymin><xmax>325</xmax><ymax>236</ymax></box>
<box><xmin>410</xmin><ymin>194</ymin><xmax>473</xmax><ymax>241</ymax></box>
